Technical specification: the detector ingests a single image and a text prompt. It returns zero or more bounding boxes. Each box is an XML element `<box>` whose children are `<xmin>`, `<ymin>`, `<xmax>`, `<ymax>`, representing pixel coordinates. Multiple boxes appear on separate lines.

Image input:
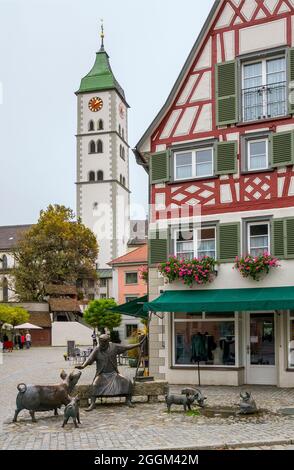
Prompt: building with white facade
<box><xmin>76</xmin><ymin>33</ymin><xmax>130</xmax><ymax>295</ymax></box>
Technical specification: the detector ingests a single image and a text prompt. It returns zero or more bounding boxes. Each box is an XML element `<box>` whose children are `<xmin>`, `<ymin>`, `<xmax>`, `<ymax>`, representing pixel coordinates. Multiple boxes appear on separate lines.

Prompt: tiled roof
<box><xmin>29</xmin><ymin>312</ymin><xmax>52</xmax><ymax>328</ymax></box>
<box><xmin>45</xmin><ymin>284</ymin><xmax>77</xmax><ymax>296</ymax></box>
<box><xmin>49</xmin><ymin>299</ymin><xmax>81</xmax><ymax>313</ymax></box>
<box><xmin>0</xmin><ymin>225</ymin><xmax>32</xmax><ymax>250</ymax></box>
<box><xmin>109</xmin><ymin>244</ymin><xmax>147</xmax><ymax>266</ymax></box>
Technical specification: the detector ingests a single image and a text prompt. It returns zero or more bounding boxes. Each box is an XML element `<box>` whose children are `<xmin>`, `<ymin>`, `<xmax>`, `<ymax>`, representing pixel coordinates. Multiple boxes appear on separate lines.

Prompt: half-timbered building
<box><xmin>135</xmin><ymin>0</ymin><xmax>294</xmax><ymax>386</ymax></box>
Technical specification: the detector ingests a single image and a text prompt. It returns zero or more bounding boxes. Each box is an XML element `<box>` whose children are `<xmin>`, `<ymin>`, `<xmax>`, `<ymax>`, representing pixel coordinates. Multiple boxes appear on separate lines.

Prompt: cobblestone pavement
<box><xmin>1</xmin><ymin>347</ymin><xmax>294</xmax><ymax>450</ymax></box>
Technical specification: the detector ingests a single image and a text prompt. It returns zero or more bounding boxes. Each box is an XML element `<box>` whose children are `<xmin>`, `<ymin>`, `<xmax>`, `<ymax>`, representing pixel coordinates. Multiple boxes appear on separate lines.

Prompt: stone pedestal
<box><xmin>74</xmin><ymin>381</ymin><xmax>169</xmax><ymax>407</ymax></box>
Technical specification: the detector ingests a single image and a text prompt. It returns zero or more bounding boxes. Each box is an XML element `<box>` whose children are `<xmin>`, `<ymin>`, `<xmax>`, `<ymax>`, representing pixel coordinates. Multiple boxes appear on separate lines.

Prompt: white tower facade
<box><xmin>76</xmin><ymin>40</ymin><xmax>130</xmax><ymax>272</ymax></box>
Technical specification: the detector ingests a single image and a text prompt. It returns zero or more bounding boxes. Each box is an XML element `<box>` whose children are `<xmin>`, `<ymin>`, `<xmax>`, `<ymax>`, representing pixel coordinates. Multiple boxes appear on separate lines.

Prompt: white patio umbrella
<box><xmin>14</xmin><ymin>323</ymin><xmax>43</xmax><ymax>330</ymax></box>
<box><xmin>1</xmin><ymin>323</ymin><xmax>13</xmax><ymax>330</ymax></box>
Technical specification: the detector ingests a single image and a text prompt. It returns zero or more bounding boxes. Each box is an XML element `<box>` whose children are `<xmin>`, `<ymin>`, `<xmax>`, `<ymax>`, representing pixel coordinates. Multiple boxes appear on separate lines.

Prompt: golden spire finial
<box><xmin>100</xmin><ymin>19</ymin><xmax>105</xmax><ymax>50</ymax></box>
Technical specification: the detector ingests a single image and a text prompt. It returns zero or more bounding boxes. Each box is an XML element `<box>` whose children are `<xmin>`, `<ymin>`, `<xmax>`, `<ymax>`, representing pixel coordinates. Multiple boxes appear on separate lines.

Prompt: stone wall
<box><xmin>148</xmin><ymin>268</ymin><xmax>166</xmax><ymax>380</ymax></box>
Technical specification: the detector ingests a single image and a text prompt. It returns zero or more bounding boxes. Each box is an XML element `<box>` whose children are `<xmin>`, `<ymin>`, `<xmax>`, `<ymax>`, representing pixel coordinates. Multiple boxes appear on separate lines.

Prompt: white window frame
<box><xmin>247</xmin><ymin>138</ymin><xmax>269</xmax><ymax>171</ymax></box>
<box><xmin>174</xmin><ymin>147</ymin><xmax>214</xmax><ymax>182</ymax></box>
<box><xmin>247</xmin><ymin>221</ymin><xmax>271</xmax><ymax>256</ymax></box>
<box><xmin>288</xmin><ymin>311</ymin><xmax>294</xmax><ymax>369</ymax></box>
<box><xmin>173</xmin><ymin>226</ymin><xmax>217</xmax><ymax>260</ymax></box>
<box><xmin>242</xmin><ymin>55</ymin><xmax>286</xmax><ymax>122</ymax></box>
<box><xmin>172</xmin><ymin>312</ymin><xmax>239</xmax><ymax>368</ymax></box>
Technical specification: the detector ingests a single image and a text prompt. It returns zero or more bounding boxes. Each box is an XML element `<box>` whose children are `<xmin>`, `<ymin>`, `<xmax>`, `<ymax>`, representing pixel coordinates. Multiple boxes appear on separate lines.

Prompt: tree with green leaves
<box><xmin>0</xmin><ymin>305</ymin><xmax>11</xmax><ymax>326</ymax></box>
<box><xmin>2</xmin><ymin>306</ymin><xmax>30</xmax><ymax>327</ymax></box>
<box><xmin>12</xmin><ymin>205</ymin><xmax>98</xmax><ymax>301</ymax></box>
<box><xmin>0</xmin><ymin>305</ymin><xmax>30</xmax><ymax>340</ymax></box>
<box><xmin>83</xmin><ymin>298</ymin><xmax>121</xmax><ymax>334</ymax></box>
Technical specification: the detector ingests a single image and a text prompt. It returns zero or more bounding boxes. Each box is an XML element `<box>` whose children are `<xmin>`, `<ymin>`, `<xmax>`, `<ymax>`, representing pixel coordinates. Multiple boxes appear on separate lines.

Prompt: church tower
<box><xmin>76</xmin><ymin>27</ymin><xmax>130</xmax><ymax>279</ymax></box>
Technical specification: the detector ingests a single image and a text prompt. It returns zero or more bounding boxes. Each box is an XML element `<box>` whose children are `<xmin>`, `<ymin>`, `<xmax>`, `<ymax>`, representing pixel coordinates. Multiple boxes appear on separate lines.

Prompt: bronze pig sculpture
<box><xmin>181</xmin><ymin>388</ymin><xmax>207</xmax><ymax>408</ymax></box>
<box><xmin>238</xmin><ymin>392</ymin><xmax>258</xmax><ymax>415</ymax></box>
<box><xmin>13</xmin><ymin>369</ymin><xmax>82</xmax><ymax>423</ymax></box>
<box><xmin>62</xmin><ymin>396</ymin><xmax>81</xmax><ymax>428</ymax></box>
<box><xmin>165</xmin><ymin>388</ymin><xmax>207</xmax><ymax>412</ymax></box>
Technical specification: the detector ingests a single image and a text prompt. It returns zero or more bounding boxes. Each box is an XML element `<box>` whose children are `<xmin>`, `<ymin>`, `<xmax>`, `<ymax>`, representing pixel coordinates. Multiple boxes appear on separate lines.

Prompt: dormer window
<box><xmin>242</xmin><ymin>55</ymin><xmax>287</xmax><ymax>122</ymax></box>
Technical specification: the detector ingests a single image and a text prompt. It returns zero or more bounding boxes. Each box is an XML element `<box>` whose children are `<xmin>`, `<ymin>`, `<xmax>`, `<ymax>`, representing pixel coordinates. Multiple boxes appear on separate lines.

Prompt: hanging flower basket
<box><xmin>158</xmin><ymin>256</ymin><xmax>217</xmax><ymax>288</ymax></box>
<box><xmin>234</xmin><ymin>253</ymin><xmax>280</xmax><ymax>281</ymax></box>
<box><xmin>139</xmin><ymin>266</ymin><xmax>148</xmax><ymax>283</ymax></box>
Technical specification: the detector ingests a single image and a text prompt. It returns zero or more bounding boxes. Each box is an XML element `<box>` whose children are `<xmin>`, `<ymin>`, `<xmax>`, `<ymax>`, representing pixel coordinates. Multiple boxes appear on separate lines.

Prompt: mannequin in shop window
<box><xmin>220</xmin><ymin>336</ymin><xmax>235</xmax><ymax>365</ymax></box>
<box><xmin>191</xmin><ymin>332</ymin><xmax>216</xmax><ymax>364</ymax></box>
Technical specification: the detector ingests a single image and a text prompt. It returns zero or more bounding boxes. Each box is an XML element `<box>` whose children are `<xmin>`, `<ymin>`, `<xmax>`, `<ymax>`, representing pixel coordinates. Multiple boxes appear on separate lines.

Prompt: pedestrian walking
<box><xmin>20</xmin><ymin>333</ymin><xmax>25</xmax><ymax>350</ymax></box>
<box><xmin>91</xmin><ymin>330</ymin><xmax>97</xmax><ymax>348</ymax></box>
<box><xmin>25</xmin><ymin>331</ymin><xmax>31</xmax><ymax>349</ymax></box>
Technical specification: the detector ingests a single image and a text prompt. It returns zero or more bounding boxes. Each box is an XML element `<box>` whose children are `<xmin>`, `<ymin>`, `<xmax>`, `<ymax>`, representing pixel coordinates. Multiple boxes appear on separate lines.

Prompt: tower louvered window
<box><xmin>97</xmin><ymin>140</ymin><xmax>103</xmax><ymax>153</ymax></box>
<box><xmin>89</xmin><ymin>141</ymin><xmax>96</xmax><ymax>154</ymax></box>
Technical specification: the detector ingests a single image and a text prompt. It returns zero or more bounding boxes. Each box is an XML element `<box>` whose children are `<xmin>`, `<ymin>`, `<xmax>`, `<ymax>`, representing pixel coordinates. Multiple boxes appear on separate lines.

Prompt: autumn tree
<box><xmin>83</xmin><ymin>299</ymin><xmax>121</xmax><ymax>333</ymax></box>
<box><xmin>12</xmin><ymin>205</ymin><xmax>98</xmax><ymax>301</ymax></box>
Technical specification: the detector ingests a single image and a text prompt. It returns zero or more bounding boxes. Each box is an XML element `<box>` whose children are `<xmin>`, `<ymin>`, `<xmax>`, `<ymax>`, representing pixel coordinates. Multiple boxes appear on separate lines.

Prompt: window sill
<box><xmin>237</xmin><ymin>114</ymin><xmax>291</xmax><ymax>128</ymax></box>
<box><xmin>241</xmin><ymin>168</ymin><xmax>274</xmax><ymax>176</ymax></box>
<box><xmin>170</xmin><ymin>366</ymin><xmax>244</xmax><ymax>371</ymax></box>
<box><xmin>169</xmin><ymin>175</ymin><xmax>218</xmax><ymax>185</ymax></box>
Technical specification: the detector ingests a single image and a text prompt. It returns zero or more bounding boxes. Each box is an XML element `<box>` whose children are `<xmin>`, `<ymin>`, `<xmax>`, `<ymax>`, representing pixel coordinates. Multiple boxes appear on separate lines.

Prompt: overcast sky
<box><xmin>0</xmin><ymin>0</ymin><xmax>214</xmax><ymax>225</ymax></box>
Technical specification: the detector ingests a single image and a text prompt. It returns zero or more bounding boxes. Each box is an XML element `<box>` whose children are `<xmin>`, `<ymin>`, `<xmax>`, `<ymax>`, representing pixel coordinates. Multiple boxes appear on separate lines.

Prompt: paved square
<box><xmin>1</xmin><ymin>347</ymin><xmax>294</xmax><ymax>450</ymax></box>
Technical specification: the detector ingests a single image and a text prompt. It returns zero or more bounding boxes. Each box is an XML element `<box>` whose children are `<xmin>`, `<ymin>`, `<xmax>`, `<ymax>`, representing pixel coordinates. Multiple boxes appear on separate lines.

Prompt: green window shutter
<box><xmin>286</xmin><ymin>218</ymin><xmax>294</xmax><ymax>259</ymax></box>
<box><xmin>271</xmin><ymin>131</ymin><xmax>294</xmax><ymax>167</ymax></box>
<box><xmin>218</xmin><ymin>223</ymin><xmax>240</xmax><ymax>262</ymax></box>
<box><xmin>288</xmin><ymin>47</ymin><xmax>294</xmax><ymax>114</ymax></box>
<box><xmin>272</xmin><ymin>219</ymin><xmax>285</xmax><ymax>258</ymax></box>
<box><xmin>216</xmin><ymin>61</ymin><xmax>238</xmax><ymax>126</ymax></box>
<box><xmin>149</xmin><ymin>230</ymin><xmax>169</xmax><ymax>265</ymax></box>
<box><xmin>150</xmin><ymin>151</ymin><xmax>170</xmax><ymax>184</ymax></box>
<box><xmin>215</xmin><ymin>141</ymin><xmax>238</xmax><ymax>175</ymax></box>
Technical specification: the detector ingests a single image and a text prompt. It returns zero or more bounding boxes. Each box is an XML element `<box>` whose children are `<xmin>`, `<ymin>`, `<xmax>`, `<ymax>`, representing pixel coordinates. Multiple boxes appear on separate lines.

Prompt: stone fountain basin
<box><xmin>197</xmin><ymin>406</ymin><xmax>263</xmax><ymax>418</ymax></box>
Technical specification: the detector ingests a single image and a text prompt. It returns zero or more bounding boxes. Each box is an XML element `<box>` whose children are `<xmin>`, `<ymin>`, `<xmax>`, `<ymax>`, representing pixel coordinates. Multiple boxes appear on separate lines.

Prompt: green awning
<box><xmin>113</xmin><ymin>296</ymin><xmax>148</xmax><ymax>319</ymax></box>
<box><xmin>143</xmin><ymin>287</ymin><xmax>294</xmax><ymax>313</ymax></box>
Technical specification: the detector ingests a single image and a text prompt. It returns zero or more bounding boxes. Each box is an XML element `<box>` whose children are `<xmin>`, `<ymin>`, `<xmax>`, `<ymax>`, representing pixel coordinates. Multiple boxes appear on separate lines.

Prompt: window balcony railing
<box><xmin>242</xmin><ymin>81</ymin><xmax>287</xmax><ymax>122</ymax></box>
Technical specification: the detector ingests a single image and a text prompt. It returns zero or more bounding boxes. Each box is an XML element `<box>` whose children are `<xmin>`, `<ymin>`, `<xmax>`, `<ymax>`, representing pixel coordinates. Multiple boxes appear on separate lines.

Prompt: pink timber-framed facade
<box><xmin>135</xmin><ymin>0</ymin><xmax>294</xmax><ymax>387</ymax></box>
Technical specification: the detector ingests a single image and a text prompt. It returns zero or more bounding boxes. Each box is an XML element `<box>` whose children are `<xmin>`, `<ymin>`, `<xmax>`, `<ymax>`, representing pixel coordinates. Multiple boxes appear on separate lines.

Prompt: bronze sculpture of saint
<box><xmin>75</xmin><ymin>334</ymin><xmax>145</xmax><ymax>410</ymax></box>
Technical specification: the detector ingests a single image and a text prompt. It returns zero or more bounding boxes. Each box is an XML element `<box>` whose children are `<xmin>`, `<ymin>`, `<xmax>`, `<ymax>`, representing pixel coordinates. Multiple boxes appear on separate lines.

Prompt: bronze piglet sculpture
<box><xmin>13</xmin><ymin>369</ymin><xmax>82</xmax><ymax>423</ymax></box>
<box><xmin>62</xmin><ymin>396</ymin><xmax>81</xmax><ymax>428</ymax></box>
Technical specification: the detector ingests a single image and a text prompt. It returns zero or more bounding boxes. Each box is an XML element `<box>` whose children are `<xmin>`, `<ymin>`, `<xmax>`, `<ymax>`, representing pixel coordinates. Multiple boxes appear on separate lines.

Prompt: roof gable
<box><xmin>135</xmin><ymin>0</ymin><xmax>221</xmax><ymax>162</ymax></box>
<box><xmin>135</xmin><ymin>0</ymin><xmax>294</xmax><ymax>164</ymax></box>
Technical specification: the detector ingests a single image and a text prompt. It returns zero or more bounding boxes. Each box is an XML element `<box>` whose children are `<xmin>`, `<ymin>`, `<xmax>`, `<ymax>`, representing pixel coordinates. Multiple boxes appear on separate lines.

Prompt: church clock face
<box><xmin>88</xmin><ymin>97</ymin><xmax>103</xmax><ymax>112</ymax></box>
